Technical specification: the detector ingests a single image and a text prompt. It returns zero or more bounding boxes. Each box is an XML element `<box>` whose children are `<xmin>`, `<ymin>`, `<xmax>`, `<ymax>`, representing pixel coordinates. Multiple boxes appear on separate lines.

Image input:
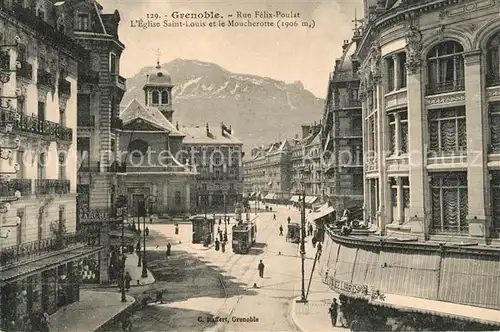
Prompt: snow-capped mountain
<box><xmin>121</xmin><ymin>59</ymin><xmax>325</xmax><ymax>151</ymax></box>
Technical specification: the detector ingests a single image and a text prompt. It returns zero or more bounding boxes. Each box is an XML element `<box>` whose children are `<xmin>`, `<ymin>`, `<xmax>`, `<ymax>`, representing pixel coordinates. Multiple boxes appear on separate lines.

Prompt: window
<box><xmin>18</xmin><ymin>97</ymin><xmax>25</xmax><ymax>114</ymax></box>
<box><xmin>215</xmin><ymin>170</ymin><xmax>221</xmax><ymax>179</ymax></box>
<box><xmin>161</xmin><ymin>90</ymin><xmax>169</xmax><ymax>104</ymax></box>
<box><xmin>16</xmin><ymin>150</ymin><xmax>24</xmax><ymax>179</ymax></box>
<box><xmin>426</xmin><ymin>41</ymin><xmax>464</xmax><ymax>95</ymax></box>
<box><xmin>230</xmin><ymin>183</ymin><xmax>234</xmax><ymax>191</ymax></box>
<box><xmin>386</xmin><ymin>57</ymin><xmax>394</xmax><ymax>91</ymax></box>
<box><xmin>17</xmin><ymin>209</ymin><xmax>24</xmax><ymax>245</ymax></box>
<box><xmin>151</xmin><ymin>90</ymin><xmax>159</xmax><ymax>104</ymax></box>
<box><xmin>38</xmin><ymin>153</ymin><xmax>45</xmax><ymax>179</ymax></box>
<box><xmin>486</xmin><ymin>31</ymin><xmax>500</xmax><ymax>86</ymax></box>
<box><xmin>174</xmin><ymin>191</ymin><xmax>181</xmax><ymax>206</ymax></box>
<box><xmin>58</xmin><ymin>153</ymin><xmax>66</xmax><ymax>180</ymax></box>
<box><xmin>490</xmin><ymin>102</ymin><xmax>500</xmax><ymax>152</ymax></box>
<box><xmin>37</xmin><ymin>207</ymin><xmax>43</xmax><ymax>241</ymax></box>
<box><xmin>399</xmin><ymin>53</ymin><xmax>407</xmax><ymax>88</ymax></box>
<box><xmin>431</xmin><ymin>172</ymin><xmax>468</xmax><ymax>233</ymax></box>
<box><xmin>38</xmin><ymin>101</ymin><xmax>45</xmax><ymax>121</ymax></box>
<box><xmin>37</xmin><ymin>9</ymin><xmax>45</xmax><ymax>20</ymax></box>
<box><xmin>77</xmin><ymin>13</ymin><xmax>90</xmax><ymax>31</ymax></box>
<box><xmin>109</xmin><ymin>53</ymin><xmax>116</xmax><ymax>73</ymax></box>
<box><xmin>77</xmin><ymin>137</ymin><xmax>90</xmax><ymax>166</ymax></box>
<box><xmin>202</xmin><ymin>184</ymin><xmax>207</xmax><ymax>191</ymax></box>
<box><xmin>428</xmin><ymin>107</ymin><xmax>466</xmax><ymax>154</ymax></box>
<box><xmin>388</xmin><ymin>111</ymin><xmax>408</xmax><ymax>155</ymax></box>
<box><xmin>59</xmin><ymin>108</ymin><xmax>65</xmax><ymax>126</ymax></box>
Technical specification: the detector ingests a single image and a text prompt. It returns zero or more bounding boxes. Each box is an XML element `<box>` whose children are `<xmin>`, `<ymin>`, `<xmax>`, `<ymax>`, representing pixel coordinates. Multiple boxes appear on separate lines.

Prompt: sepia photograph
<box><xmin>0</xmin><ymin>0</ymin><xmax>500</xmax><ymax>331</ymax></box>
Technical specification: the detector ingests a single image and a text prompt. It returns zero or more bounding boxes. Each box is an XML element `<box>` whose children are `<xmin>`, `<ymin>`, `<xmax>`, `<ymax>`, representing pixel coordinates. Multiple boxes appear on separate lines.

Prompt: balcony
<box><xmin>77</xmin><ymin>115</ymin><xmax>95</xmax><ymax>127</ymax></box>
<box><xmin>0</xmin><ymin>179</ymin><xmax>32</xmax><ymax>198</ymax></box>
<box><xmin>37</xmin><ymin>69</ymin><xmax>55</xmax><ymax>88</ymax></box>
<box><xmin>486</xmin><ymin>73</ymin><xmax>500</xmax><ymax>87</ymax></box>
<box><xmin>343</xmin><ymin>99</ymin><xmax>361</xmax><ymax>108</ymax></box>
<box><xmin>58</xmin><ymin>79</ymin><xmax>71</xmax><ymax>96</ymax></box>
<box><xmin>111</xmin><ymin>117</ymin><xmax>123</xmax><ymax>130</ymax></box>
<box><xmin>427</xmin><ymin>147</ymin><xmax>467</xmax><ymax>165</ymax></box>
<box><xmin>16</xmin><ymin>60</ymin><xmax>32</xmax><ymax>80</ymax></box>
<box><xmin>112</xmin><ymin>73</ymin><xmax>126</xmax><ymax>91</ymax></box>
<box><xmin>0</xmin><ymin>108</ymin><xmax>73</xmax><ymax>141</ymax></box>
<box><xmin>79</xmin><ymin>71</ymin><xmax>99</xmax><ymax>85</ymax></box>
<box><xmin>78</xmin><ymin>161</ymin><xmax>126</xmax><ymax>173</ymax></box>
<box><xmin>0</xmin><ymin>232</ymin><xmax>83</xmax><ymax>268</ymax></box>
<box><xmin>425</xmin><ymin>78</ymin><xmax>465</xmax><ymax>96</ymax></box>
<box><xmin>35</xmin><ymin>179</ymin><xmax>70</xmax><ymax>195</ymax></box>
<box><xmin>0</xmin><ymin>4</ymin><xmax>87</xmax><ymax>56</ymax></box>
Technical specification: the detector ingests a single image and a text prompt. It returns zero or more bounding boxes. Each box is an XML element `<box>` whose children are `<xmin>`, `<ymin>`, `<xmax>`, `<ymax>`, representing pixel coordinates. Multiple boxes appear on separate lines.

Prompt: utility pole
<box><xmin>141</xmin><ymin>200</ymin><xmax>148</xmax><ymax>278</ymax></box>
<box><xmin>296</xmin><ymin>188</ymin><xmax>308</xmax><ymax>303</ymax></box>
<box><xmin>118</xmin><ymin>195</ymin><xmax>127</xmax><ymax>303</ymax></box>
<box><xmin>223</xmin><ymin>194</ymin><xmax>228</xmax><ymax>241</ymax></box>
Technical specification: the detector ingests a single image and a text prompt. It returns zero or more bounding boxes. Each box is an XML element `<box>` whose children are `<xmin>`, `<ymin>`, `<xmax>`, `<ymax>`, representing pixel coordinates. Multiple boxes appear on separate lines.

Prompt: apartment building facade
<box><xmin>0</xmin><ymin>0</ymin><xmax>102</xmax><ymax>328</ymax></box>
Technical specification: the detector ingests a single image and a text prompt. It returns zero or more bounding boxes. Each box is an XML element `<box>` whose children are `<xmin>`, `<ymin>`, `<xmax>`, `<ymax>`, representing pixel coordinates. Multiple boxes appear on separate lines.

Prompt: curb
<box><xmin>290</xmin><ymin>296</ymin><xmax>307</xmax><ymax>332</ymax></box>
<box><xmin>94</xmin><ymin>295</ymin><xmax>137</xmax><ymax>332</ymax></box>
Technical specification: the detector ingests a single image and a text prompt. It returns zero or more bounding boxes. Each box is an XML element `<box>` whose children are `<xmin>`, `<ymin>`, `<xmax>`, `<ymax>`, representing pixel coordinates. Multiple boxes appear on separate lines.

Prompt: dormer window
<box><xmin>78</xmin><ymin>13</ymin><xmax>90</xmax><ymax>31</ymax></box>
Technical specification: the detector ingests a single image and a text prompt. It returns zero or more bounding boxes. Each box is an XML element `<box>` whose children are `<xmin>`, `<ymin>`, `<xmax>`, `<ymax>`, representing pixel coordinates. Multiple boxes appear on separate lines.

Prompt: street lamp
<box><xmin>223</xmin><ymin>193</ymin><xmax>228</xmax><ymax>242</ymax></box>
<box><xmin>141</xmin><ymin>195</ymin><xmax>155</xmax><ymax>278</ymax></box>
<box><xmin>296</xmin><ymin>174</ymin><xmax>308</xmax><ymax>304</ymax></box>
<box><xmin>116</xmin><ymin>194</ymin><xmax>128</xmax><ymax>302</ymax></box>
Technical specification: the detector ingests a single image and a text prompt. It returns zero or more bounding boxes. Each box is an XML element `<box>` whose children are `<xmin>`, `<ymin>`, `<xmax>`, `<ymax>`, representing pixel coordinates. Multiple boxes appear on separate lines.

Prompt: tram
<box><xmin>191</xmin><ymin>215</ymin><xmax>215</xmax><ymax>244</ymax></box>
<box><xmin>232</xmin><ymin>222</ymin><xmax>257</xmax><ymax>254</ymax></box>
<box><xmin>286</xmin><ymin>222</ymin><xmax>301</xmax><ymax>243</ymax></box>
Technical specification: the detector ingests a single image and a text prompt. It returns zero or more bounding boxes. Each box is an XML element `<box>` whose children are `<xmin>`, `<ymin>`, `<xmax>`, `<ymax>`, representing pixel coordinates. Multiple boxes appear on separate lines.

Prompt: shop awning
<box><xmin>263</xmin><ymin>193</ymin><xmax>274</xmax><ymax>200</ymax></box>
<box><xmin>305</xmin><ymin>196</ymin><xmax>318</xmax><ymax>204</ymax></box>
<box><xmin>268</xmin><ymin>181</ymin><xmax>272</xmax><ymax>186</ymax></box>
<box><xmin>290</xmin><ymin>195</ymin><xmax>299</xmax><ymax>202</ymax></box>
<box><xmin>1</xmin><ymin>245</ymin><xmax>103</xmax><ymax>284</ymax></box>
<box><xmin>370</xmin><ymin>293</ymin><xmax>500</xmax><ymax>326</ymax></box>
<box><xmin>307</xmin><ymin>206</ymin><xmax>335</xmax><ymax>223</ymax></box>
<box><xmin>249</xmin><ymin>192</ymin><xmax>256</xmax><ymax>197</ymax></box>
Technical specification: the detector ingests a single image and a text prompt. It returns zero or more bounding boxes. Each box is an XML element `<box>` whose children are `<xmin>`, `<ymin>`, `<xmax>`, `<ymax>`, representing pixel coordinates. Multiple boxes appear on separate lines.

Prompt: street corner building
<box><xmin>0</xmin><ymin>0</ymin><xmax>109</xmax><ymax>329</ymax></box>
<box><xmin>316</xmin><ymin>0</ymin><xmax>500</xmax><ymax>329</ymax></box>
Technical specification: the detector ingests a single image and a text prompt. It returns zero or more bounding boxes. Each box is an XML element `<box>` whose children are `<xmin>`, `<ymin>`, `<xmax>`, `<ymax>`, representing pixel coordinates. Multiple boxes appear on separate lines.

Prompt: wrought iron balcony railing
<box><xmin>37</xmin><ymin>69</ymin><xmax>55</xmax><ymax>88</ymax></box>
<box><xmin>58</xmin><ymin>79</ymin><xmax>71</xmax><ymax>96</ymax></box>
<box><xmin>16</xmin><ymin>60</ymin><xmax>32</xmax><ymax>80</ymax></box>
<box><xmin>0</xmin><ymin>179</ymin><xmax>32</xmax><ymax>198</ymax></box>
<box><xmin>77</xmin><ymin>115</ymin><xmax>95</xmax><ymax>127</ymax></box>
<box><xmin>35</xmin><ymin>179</ymin><xmax>71</xmax><ymax>195</ymax></box>
<box><xmin>78</xmin><ymin>161</ymin><xmax>127</xmax><ymax>173</ymax></box>
<box><xmin>0</xmin><ymin>108</ymin><xmax>73</xmax><ymax>141</ymax></box>
<box><xmin>112</xmin><ymin>73</ymin><xmax>126</xmax><ymax>91</ymax></box>
<box><xmin>0</xmin><ymin>232</ymin><xmax>84</xmax><ymax>267</ymax></box>
<box><xmin>425</xmin><ymin>78</ymin><xmax>465</xmax><ymax>96</ymax></box>
<box><xmin>486</xmin><ymin>72</ymin><xmax>500</xmax><ymax>87</ymax></box>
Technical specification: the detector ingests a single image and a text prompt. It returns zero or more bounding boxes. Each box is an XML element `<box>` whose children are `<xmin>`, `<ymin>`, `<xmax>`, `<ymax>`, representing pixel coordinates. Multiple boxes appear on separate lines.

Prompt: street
<box><xmin>103</xmin><ymin>204</ymin><xmax>309</xmax><ymax>331</ymax></box>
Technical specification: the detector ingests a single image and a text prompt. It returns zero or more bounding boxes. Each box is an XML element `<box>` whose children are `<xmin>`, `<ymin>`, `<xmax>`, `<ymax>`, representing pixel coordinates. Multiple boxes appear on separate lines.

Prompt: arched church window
<box><xmin>152</xmin><ymin>90</ymin><xmax>159</xmax><ymax>105</ymax></box>
<box><xmin>426</xmin><ymin>41</ymin><xmax>464</xmax><ymax>94</ymax></box>
<box><xmin>128</xmin><ymin>139</ymin><xmax>149</xmax><ymax>159</ymax></box>
<box><xmin>486</xmin><ymin>31</ymin><xmax>500</xmax><ymax>86</ymax></box>
<box><xmin>161</xmin><ymin>90</ymin><xmax>169</xmax><ymax>104</ymax></box>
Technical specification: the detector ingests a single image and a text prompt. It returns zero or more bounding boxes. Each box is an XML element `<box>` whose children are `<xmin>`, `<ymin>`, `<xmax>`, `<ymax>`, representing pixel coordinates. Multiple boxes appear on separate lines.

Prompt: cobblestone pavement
<box><xmin>101</xmin><ymin>204</ymin><xmax>311</xmax><ymax>331</ymax></box>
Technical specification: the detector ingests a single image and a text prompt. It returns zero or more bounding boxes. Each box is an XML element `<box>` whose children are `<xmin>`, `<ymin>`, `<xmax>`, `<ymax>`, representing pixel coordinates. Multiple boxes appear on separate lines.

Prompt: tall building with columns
<box><xmin>356</xmin><ymin>0</ymin><xmax>500</xmax><ymax>241</ymax></box>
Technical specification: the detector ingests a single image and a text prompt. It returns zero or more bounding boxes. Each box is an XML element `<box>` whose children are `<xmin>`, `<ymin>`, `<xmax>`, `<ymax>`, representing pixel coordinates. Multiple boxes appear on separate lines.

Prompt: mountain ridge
<box><xmin>121</xmin><ymin>59</ymin><xmax>325</xmax><ymax>152</ymax></box>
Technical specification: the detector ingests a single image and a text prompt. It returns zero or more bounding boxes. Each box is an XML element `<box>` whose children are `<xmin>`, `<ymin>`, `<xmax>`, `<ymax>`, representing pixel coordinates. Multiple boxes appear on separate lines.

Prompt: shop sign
<box><xmin>79</xmin><ymin>209</ymin><xmax>109</xmax><ymax>222</ymax></box>
<box><xmin>330</xmin><ymin>278</ymin><xmax>369</xmax><ymax>296</ymax></box>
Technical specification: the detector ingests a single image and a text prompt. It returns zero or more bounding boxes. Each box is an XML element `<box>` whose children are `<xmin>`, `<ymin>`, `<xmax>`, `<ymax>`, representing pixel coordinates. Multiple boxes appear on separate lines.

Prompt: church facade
<box><xmin>117</xmin><ymin>63</ymin><xmax>197</xmax><ymax>217</ymax></box>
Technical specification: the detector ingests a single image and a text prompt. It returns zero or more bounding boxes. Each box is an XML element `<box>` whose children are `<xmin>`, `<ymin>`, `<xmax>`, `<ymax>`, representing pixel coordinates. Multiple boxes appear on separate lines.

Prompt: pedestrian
<box><xmin>166</xmin><ymin>242</ymin><xmax>171</xmax><ymax>257</ymax></box>
<box><xmin>273</xmin><ymin>213</ymin><xmax>276</xmax><ymax>220</ymax></box>
<box><xmin>287</xmin><ymin>216</ymin><xmax>291</xmax><ymax>224</ymax></box>
<box><xmin>124</xmin><ymin>271</ymin><xmax>132</xmax><ymax>291</ymax></box>
<box><xmin>258</xmin><ymin>260</ymin><xmax>265</xmax><ymax>278</ymax></box>
<box><xmin>136</xmin><ymin>241</ymin><xmax>141</xmax><ymax>254</ymax></box>
<box><xmin>121</xmin><ymin>315</ymin><xmax>133</xmax><ymax>332</ymax></box>
<box><xmin>155</xmin><ymin>290</ymin><xmax>164</xmax><ymax>304</ymax></box>
<box><xmin>329</xmin><ymin>299</ymin><xmax>338</xmax><ymax>327</ymax></box>
<box><xmin>219</xmin><ymin>218</ymin><xmax>222</xmax><ymax>225</ymax></box>
<box><xmin>221</xmin><ymin>241</ymin><xmax>226</xmax><ymax>253</ymax></box>
<box><xmin>118</xmin><ymin>276</ymin><xmax>124</xmax><ymax>293</ymax></box>
<box><xmin>338</xmin><ymin>300</ymin><xmax>348</xmax><ymax>328</ymax></box>
<box><xmin>145</xmin><ymin>227</ymin><xmax>149</xmax><ymax>236</ymax></box>
<box><xmin>308</xmin><ymin>224</ymin><xmax>313</xmax><ymax>236</ymax></box>
<box><xmin>279</xmin><ymin>225</ymin><xmax>283</xmax><ymax>236</ymax></box>
<box><xmin>219</xmin><ymin>231</ymin><xmax>223</xmax><ymax>242</ymax></box>
<box><xmin>215</xmin><ymin>238</ymin><xmax>220</xmax><ymax>251</ymax></box>
<box><xmin>175</xmin><ymin>224</ymin><xmax>179</xmax><ymax>235</ymax></box>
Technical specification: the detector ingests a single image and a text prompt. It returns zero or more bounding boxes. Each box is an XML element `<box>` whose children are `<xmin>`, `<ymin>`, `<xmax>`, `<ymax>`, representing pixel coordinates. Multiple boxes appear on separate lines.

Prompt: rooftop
<box><xmin>180</xmin><ymin>124</ymin><xmax>242</xmax><ymax>145</ymax></box>
<box><xmin>120</xmin><ymin>99</ymin><xmax>183</xmax><ymax>135</ymax></box>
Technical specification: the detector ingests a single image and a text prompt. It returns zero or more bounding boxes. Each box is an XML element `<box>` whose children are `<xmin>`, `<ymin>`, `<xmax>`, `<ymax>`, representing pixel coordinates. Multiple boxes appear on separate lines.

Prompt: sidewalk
<box><xmin>49</xmin><ymin>290</ymin><xmax>135</xmax><ymax>332</ymax></box>
<box><xmin>124</xmin><ymin>252</ymin><xmax>156</xmax><ymax>287</ymax></box>
<box><xmin>291</xmin><ymin>273</ymin><xmax>350</xmax><ymax>332</ymax></box>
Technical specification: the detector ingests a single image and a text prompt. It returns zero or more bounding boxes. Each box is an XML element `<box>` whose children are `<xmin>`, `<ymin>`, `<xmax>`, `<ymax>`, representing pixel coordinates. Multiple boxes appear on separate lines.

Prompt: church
<box><xmin>117</xmin><ymin>61</ymin><xmax>197</xmax><ymax>216</ymax></box>
<box><xmin>117</xmin><ymin>61</ymin><xmax>244</xmax><ymax>217</ymax></box>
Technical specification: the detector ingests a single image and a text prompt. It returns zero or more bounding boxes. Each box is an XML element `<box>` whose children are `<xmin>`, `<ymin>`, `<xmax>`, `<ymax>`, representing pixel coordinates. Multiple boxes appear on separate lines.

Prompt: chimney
<box><xmin>229</xmin><ymin>125</ymin><xmax>232</xmax><ymax>135</ymax></box>
<box><xmin>221</xmin><ymin>122</ymin><xmax>225</xmax><ymax>136</ymax></box>
<box><xmin>176</xmin><ymin>122</ymin><xmax>179</xmax><ymax>130</ymax></box>
<box><xmin>342</xmin><ymin>40</ymin><xmax>350</xmax><ymax>50</ymax></box>
<box><xmin>206</xmin><ymin>123</ymin><xmax>210</xmax><ymax>137</ymax></box>
<box><xmin>301</xmin><ymin>125</ymin><xmax>311</xmax><ymax>139</ymax></box>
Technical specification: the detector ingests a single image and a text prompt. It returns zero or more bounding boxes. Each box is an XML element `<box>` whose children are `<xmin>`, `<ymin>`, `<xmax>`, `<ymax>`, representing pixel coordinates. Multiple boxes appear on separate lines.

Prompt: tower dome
<box><xmin>144</xmin><ymin>61</ymin><xmax>173</xmax><ymax>87</ymax></box>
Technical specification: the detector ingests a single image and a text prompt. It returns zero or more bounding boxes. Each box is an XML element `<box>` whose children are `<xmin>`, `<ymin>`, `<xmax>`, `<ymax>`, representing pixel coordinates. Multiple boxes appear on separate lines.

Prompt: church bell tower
<box><xmin>143</xmin><ymin>50</ymin><xmax>174</xmax><ymax>122</ymax></box>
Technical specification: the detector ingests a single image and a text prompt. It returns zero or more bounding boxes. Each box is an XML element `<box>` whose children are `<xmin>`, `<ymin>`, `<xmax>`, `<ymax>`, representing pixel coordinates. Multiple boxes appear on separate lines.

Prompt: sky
<box><xmin>98</xmin><ymin>0</ymin><xmax>363</xmax><ymax>98</ymax></box>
